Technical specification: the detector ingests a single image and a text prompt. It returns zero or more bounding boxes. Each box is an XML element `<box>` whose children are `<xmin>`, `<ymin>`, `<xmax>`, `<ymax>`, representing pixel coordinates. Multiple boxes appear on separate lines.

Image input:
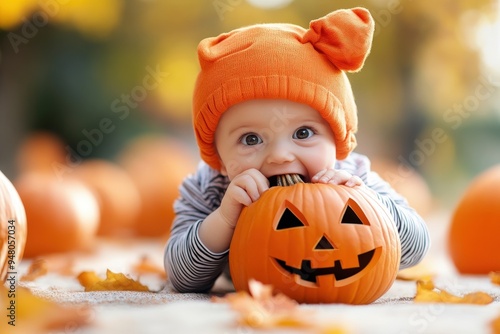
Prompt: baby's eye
<box><xmin>240</xmin><ymin>133</ymin><xmax>263</xmax><ymax>146</ymax></box>
<box><xmin>293</xmin><ymin>127</ymin><xmax>314</xmax><ymax>140</ymax></box>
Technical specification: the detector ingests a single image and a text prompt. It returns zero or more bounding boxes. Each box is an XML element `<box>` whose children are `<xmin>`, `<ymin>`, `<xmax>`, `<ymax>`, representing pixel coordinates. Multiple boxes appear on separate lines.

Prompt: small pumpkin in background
<box><xmin>448</xmin><ymin>165</ymin><xmax>500</xmax><ymax>274</ymax></box>
<box><xmin>230</xmin><ymin>175</ymin><xmax>401</xmax><ymax>305</ymax></box>
<box><xmin>371</xmin><ymin>158</ymin><xmax>434</xmax><ymax>218</ymax></box>
<box><xmin>0</xmin><ymin>170</ymin><xmax>27</xmax><ymax>282</ymax></box>
<box><xmin>16</xmin><ymin>131</ymin><xmax>66</xmax><ymax>175</ymax></box>
<box><xmin>118</xmin><ymin>135</ymin><xmax>198</xmax><ymax>238</ymax></box>
<box><xmin>72</xmin><ymin>159</ymin><xmax>141</xmax><ymax>237</ymax></box>
<box><xmin>15</xmin><ymin>173</ymin><xmax>100</xmax><ymax>258</ymax></box>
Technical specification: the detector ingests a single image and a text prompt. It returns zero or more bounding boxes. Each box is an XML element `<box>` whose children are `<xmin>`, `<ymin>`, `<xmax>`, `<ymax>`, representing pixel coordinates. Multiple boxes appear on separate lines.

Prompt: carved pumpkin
<box><xmin>448</xmin><ymin>165</ymin><xmax>500</xmax><ymax>274</ymax></box>
<box><xmin>1</xmin><ymin>170</ymin><xmax>27</xmax><ymax>282</ymax></box>
<box><xmin>229</xmin><ymin>176</ymin><xmax>401</xmax><ymax>304</ymax></box>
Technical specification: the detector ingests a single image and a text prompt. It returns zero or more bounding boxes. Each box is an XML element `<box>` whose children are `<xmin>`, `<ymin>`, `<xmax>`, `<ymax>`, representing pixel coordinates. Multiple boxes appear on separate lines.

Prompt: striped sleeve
<box><xmin>336</xmin><ymin>153</ymin><xmax>431</xmax><ymax>270</ymax></box>
<box><xmin>166</xmin><ymin>154</ymin><xmax>431</xmax><ymax>293</ymax></box>
<box><xmin>164</xmin><ymin>162</ymin><xmax>230</xmax><ymax>292</ymax></box>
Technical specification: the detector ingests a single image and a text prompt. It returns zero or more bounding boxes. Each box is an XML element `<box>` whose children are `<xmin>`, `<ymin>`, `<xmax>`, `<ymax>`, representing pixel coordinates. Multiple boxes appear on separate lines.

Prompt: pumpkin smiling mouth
<box><xmin>274</xmin><ymin>248</ymin><xmax>377</xmax><ymax>284</ymax></box>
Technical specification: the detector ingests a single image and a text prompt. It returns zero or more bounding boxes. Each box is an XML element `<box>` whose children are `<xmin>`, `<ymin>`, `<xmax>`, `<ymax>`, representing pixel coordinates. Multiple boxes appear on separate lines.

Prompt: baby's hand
<box><xmin>218</xmin><ymin>168</ymin><xmax>269</xmax><ymax>228</ymax></box>
<box><xmin>311</xmin><ymin>168</ymin><xmax>363</xmax><ymax>187</ymax></box>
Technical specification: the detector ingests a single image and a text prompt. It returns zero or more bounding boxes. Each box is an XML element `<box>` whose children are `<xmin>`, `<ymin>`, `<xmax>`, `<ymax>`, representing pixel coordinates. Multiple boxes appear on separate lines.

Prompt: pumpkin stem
<box><xmin>276</xmin><ymin>174</ymin><xmax>304</xmax><ymax>186</ymax></box>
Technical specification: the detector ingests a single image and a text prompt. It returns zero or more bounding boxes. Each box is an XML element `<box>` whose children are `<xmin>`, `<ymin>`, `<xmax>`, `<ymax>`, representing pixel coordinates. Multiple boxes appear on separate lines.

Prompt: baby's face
<box><xmin>214</xmin><ymin>99</ymin><xmax>337</xmax><ymax>182</ymax></box>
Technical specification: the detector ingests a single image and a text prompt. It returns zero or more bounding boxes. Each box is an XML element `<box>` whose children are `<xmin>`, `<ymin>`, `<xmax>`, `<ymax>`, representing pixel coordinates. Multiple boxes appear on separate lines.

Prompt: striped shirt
<box><xmin>164</xmin><ymin>152</ymin><xmax>431</xmax><ymax>292</ymax></box>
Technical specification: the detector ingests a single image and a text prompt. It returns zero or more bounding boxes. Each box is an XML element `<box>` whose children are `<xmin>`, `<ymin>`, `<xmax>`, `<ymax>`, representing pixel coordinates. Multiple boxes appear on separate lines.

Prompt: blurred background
<box><xmin>1</xmin><ymin>0</ymin><xmax>499</xmax><ymax>213</ymax></box>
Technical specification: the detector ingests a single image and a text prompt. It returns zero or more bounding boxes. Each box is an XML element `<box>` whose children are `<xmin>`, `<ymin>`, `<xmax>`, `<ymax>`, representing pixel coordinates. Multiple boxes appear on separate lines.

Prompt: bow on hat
<box><xmin>303</xmin><ymin>7</ymin><xmax>374</xmax><ymax>71</ymax></box>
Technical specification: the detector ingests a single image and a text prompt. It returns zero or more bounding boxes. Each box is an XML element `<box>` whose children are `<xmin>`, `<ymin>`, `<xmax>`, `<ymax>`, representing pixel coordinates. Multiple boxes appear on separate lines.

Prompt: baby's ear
<box><xmin>303</xmin><ymin>7</ymin><xmax>374</xmax><ymax>72</ymax></box>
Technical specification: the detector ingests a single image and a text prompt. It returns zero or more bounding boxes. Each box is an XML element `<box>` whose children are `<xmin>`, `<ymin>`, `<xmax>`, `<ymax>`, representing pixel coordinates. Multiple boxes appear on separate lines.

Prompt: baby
<box><xmin>164</xmin><ymin>7</ymin><xmax>430</xmax><ymax>292</ymax></box>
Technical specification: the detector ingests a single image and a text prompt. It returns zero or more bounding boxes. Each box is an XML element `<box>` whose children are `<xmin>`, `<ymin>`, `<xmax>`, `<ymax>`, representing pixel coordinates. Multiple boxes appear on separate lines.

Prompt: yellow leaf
<box><xmin>77</xmin><ymin>269</ymin><xmax>150</xmax><ymax>292</ymax></box>
<box><xmin>492</xmin><ymin>313</ymin><xmax>500</xmax><ymax>334</ymax></box>
<box><xmin>414</xmin><ymin>280</ymin><xmax>493</xmax><ymax>304</ymax></box>
<box><xmin>77</xmin><ymin>271</ymin><xmax>103</xmax><ymax>289</ymax></box>
<box><xmin>0</xmin><ymin>285</ymin><xmax>91</xmax><ymax>333</ymax></box>
<box><xmin>212</xmin><ymin>279</ymin><xmax>312</xmax><ymax>329</ymax></box>
<box><xmin>397</xmin><ymin>262</ymin><xmax>434</xmax><ymax>281</ymax></box>
<box><xmin>490</xmin><ymin>271</ymin><xmax>500</xmax><ymax>285</ymax></box>
<box><xmin>319</xmin><ymin>326</ymin><xmax>350</xmax><ymax>334</ymax></box>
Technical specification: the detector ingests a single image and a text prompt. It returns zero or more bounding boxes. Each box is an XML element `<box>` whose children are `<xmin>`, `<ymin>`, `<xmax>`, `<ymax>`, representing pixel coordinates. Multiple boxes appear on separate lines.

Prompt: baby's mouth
<box><xmin>268</xmin><ymin>174</ymin><xmax>306</xmax><ymax>187</ymax></box>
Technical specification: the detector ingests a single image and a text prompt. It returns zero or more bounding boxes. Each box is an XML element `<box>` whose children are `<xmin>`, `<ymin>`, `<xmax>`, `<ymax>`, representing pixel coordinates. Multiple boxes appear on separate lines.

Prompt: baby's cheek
<box><xmin>221</xmin><ymin>160</ymin><xmax>245</xmax><ymax>180</ymax></box>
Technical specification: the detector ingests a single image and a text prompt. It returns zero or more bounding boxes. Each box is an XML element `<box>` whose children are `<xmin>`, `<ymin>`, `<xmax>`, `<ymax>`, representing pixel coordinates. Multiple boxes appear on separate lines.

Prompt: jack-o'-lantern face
<box><xmin>229</xmin><ymin>182</ymin><xmax>401</xmax><ymax>304</ymax></box>
<box><xmin>271</xmin><ymin>199</ymin><xmax>381</xmax><ymax>288</ymax></box>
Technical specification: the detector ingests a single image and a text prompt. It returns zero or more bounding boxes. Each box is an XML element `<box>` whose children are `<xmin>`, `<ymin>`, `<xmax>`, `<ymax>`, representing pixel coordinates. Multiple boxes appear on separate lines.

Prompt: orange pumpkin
<box><xmin>15</xmin><ymin>173</ymin><xmax>100</xmax><ymax>257</ymax></box>
<box><xmin>72</xmin><ymin>159</ymin><xmax>141</xmax><ymax>236</ymax></box>
<box><xmin>118</xmin><ymin>135</ymin><xmax>198</xmax><ymax>238</ymax></box>
<box><xmin>16</xmin><ymin>131</ymin><xmax>66</xmax><ymax>175</ymax></box>
<box><xmin>448</xmin><ymin>165</ymin><xmax>500</xmax><ymax>274</ymax></box>
<box><xmin>230</xmin><ymin>181</ymin><xmax>401</xmax><ymax>304</ymax></box>
<box><xmin>0</xmin><ymin>171</ymin><xmax>27</xmax><ymax>282</ymax></box>
<box><xmin>371</xmin><ymin>158</ymin><xmax>434</xmax><ymax>218</ymax></box>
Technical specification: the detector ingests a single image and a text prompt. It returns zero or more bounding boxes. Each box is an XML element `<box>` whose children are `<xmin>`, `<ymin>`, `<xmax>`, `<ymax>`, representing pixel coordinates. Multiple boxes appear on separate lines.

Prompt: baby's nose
<box><xmin>266</xmin><ymin>141</ymin><xmax>295</xmax><ymax>164</ymax></box>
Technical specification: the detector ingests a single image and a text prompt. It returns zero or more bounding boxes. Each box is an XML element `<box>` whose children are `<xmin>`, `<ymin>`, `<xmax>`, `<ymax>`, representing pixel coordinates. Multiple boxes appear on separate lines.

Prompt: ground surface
<box><xmin>13</xmin><ymin>210</ymin><xmax>500</xmax><ymax>334</ymax></box>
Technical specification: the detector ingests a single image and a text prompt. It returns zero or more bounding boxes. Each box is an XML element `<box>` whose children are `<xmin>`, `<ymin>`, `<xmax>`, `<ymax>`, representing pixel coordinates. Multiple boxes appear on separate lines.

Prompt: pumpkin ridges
<box><xmin>448</xmin><ymin>165</ymin><xmax>500</xmax><ymax>274</ymax></box>
<box><xmin>0</xmin><ymin>171</ymin><xmax>27</xmax><ymax>282</ymax></box>
<box><xmin>230</xmin><ymin>192</ymin><xmax>274</xmax><ymax>292</ymax></box>
<box><xmin>230</xmin><ymin>182</ymin><xmax>401</xmax><ymax>304</ymax></box>
<box><xmin>356</xmin><ymin>187</ymin><xmax>400</xmax><ymax>303</ymax></box>
<box><xmin>15</xmin><ymin>173</ymin><xmax>100</xmax><ymax>257</ymax></box>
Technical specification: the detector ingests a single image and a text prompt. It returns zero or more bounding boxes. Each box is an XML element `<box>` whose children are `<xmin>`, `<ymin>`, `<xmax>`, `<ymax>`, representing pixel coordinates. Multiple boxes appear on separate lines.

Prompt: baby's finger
<box><xmin>242</xmin><ymin>169</ymin><xmax>269</xmax><ymax>197</ymax></box>
<box><xmin>345</xmin><ymin>175</ymin><xmax>363</xmax><ymax>187</ymax></box>
<box><xmin>330</xmin><ymin>170</ymin><xmax>352</xmax><ymax>184</ymax></box>
<box><xmin>311</xmin><ymin>169</ymin><xmax>329</xmax><ymax>183</ymax></box>
<box><xmin>230</xmin><ymin>186</ymin><xmax>254</xmax><ymax>206</ymax></box>
<box><xmin>255</xmin><ymin>174</ymin><xmax>270</xmax><ymax>195</ymax></box>
<box><xmin>235</xmin><ymin>177</ymin><xmax>260</xmax><ymax>202</ymax></box>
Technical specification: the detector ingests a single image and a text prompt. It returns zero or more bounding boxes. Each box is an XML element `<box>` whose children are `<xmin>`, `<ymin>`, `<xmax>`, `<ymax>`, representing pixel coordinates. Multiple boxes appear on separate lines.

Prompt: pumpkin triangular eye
<box><xmin>276</xmin><ymin>208</ymin><xmax>305</xmax><ymax>230</ymax></box>
<box><xmin>341</xmin><ymin>205</ymin><xmax>364</xmax><ymax>225</ymax></box>
<box><xmin>315</xmin><ymin>235</ymin><xmax>334</xmax><ymax>249</ymax></box>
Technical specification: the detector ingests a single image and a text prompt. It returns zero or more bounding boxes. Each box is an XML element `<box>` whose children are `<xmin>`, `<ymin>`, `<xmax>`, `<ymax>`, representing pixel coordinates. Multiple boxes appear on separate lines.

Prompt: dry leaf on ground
<box><xmin>492</xmin><ymin>313</ymin><xmax>500</xmax><ymax>334</ymax></box>
<box><xmin>414</xmin><ymin>280</ymin><xmax>493</xmax><ymax>304</ymax></box>
<box><xmin>490</xmin><ymin>272</ymin><xmax>500</xmax><ymax>285</ymax></box>
<box><xmin>77</xmin><ymin>269</ymin><xmax>150</xmax><ymax>292</ymax></box>
<box><xmin>397</xmin><ymin>263</ymin><xmax>434</xmax><ymax>281</ymax></box>
<box><xmin>21</xmin><ymin>258</ymin><xmax>48</xmax><ymax>281</ymax></box>
<box><xmin>212</xmin><ymin>279</ymin><xmax>313</xmax><ymax>329</ymax></box>
<box><xmin>0</xmin><ymin>285</ymin><xmax>91</xmax><ymax>333</ymax></box>
<box><xmin>212</xmin><ymin>280</ymin><xmax>310</xmax><ymax>328</ymax></box>
<box><xmin>213</xmin><ymin>280</ymin><xmax>348</xmax><ymax>332</ymax></box>
<box><xmin>131</xmin><ymin>255</ymin><xmax>167</xmax><ymax>279</ymax></box>
<box><xmin>21</xmin><ymin>256</ymin><xmax>76</xmax><ymax>281</ymax></box>
<box><xmin>319</xmin><ymin>327</ymin><xmax>350</xmax><ymax>334</ymax></box>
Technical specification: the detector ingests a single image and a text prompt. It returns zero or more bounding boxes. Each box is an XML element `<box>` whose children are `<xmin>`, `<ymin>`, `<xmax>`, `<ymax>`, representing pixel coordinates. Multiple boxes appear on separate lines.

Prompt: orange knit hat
<box><xmin>193</xmin><ymin>7</ymin><xmax>374</xmax><ymax>171</ymax></box>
